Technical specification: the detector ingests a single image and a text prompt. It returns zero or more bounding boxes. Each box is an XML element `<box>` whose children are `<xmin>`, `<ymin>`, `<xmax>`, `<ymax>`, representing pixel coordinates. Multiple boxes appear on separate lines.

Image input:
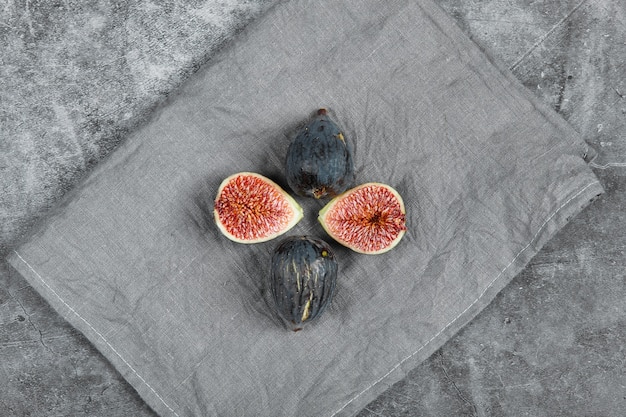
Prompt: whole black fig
<box><xmin>285</xmin><ymin>109</ymin><xmax>355</xmax><ymax>199</ymax></box>
<box><xmin>269</xmin><ymin>236</ymin><xmax>338</xmax><ymax>331</ymax></box>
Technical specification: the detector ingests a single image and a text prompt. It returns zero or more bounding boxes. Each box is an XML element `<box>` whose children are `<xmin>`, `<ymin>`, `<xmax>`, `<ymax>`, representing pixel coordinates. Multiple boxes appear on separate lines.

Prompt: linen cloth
<box><xmin>8</xmin><ymin>0</ymin><xmax>603</xmax><ymax>416</ymax></box>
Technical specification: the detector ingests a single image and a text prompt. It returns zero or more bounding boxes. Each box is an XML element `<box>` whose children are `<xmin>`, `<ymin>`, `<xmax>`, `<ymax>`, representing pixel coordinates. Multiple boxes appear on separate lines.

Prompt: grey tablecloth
<box><xmin>8</xmin><ymin>0</ymin><xmax>603</xmax><ymax>416</ymax></box>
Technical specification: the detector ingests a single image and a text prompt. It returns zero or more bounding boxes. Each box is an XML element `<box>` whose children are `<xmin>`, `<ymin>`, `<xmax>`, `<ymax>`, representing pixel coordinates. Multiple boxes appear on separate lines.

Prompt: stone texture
<box><xmin>356</xmin><ymin>1</ymin><xmax>626</xmax><ymax>415</ymax></box>
<box><xmin>0</xmin><ymin>259</ymin><xmax>156</xmax><ymax>416</ymax></box>
<box><xmin>357</xmin><ymin>170</ymin><xmax>626</xmax><ymax>417</ymax></box>
<box><xmin>0</xmin><ymin>0</ymin><xmax>280</xmax><ymax>255</ymax></box>
<box><xmin>1</xmin><ymin>0</ymin><xmax>625</xmax><ymax>416</ymax></box>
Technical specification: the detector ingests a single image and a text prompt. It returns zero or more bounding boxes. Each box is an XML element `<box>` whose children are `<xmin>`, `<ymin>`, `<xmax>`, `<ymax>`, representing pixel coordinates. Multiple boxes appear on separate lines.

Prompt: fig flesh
<box><xmin>285</xmin><ymin>108</ymin><xmax>355</xmax><ymax>199</ymax></box>
<box><xmin>214</xmin><ymin>172</ymin><xmax>303</xmax><ymax>243</ymax></box>
<box><xmin>269</xmin><ymin>236</ymin><xmax>338</xmax><ymax>331</ymax></box>
<box><xmin>318</xmin><ymin>183</ymin><xmax>407</xmax><ymax>254</ymax></box>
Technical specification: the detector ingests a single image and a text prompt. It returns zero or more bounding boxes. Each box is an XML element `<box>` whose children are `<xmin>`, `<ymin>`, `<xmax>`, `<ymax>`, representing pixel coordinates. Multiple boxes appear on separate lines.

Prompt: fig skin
<box><xmin>269</xmin><ymin>236</ymin><xmax>338</xmax><ymax>331</ymax></box>
<box><xmin>285</xmin><ymin>109</ymin><xmax>355</xmax><ymax>199</ymax></box>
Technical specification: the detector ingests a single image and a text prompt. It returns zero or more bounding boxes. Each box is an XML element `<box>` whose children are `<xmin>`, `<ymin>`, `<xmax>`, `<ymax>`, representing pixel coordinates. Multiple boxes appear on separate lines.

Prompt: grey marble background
<box><xmin>1</xmin><ymin>0</ymin><xmax>279</xmax><ymax>254</ymax></box>
<box><xmin>1</xmin><ymin>0</ymin><xmax>625</xmax><ymax>416</ymax></box>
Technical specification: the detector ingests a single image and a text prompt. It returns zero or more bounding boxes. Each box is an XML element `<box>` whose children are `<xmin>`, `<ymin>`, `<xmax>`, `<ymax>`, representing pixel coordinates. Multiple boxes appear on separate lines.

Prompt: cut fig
<box><xmin>318</xmin><ymin>183</ymin><xmax>407</xmax><ymax>254</ymax></box>
<box><xmin>214</xmin><ymin>172</ymin><xmax>303</xmax><ymax>243</ymax></box>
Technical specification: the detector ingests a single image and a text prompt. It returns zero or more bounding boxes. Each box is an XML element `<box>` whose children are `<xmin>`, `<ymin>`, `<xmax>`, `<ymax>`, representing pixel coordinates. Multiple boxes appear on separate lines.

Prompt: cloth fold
<box><xmin>9</xmin><ymin>0</ymin><xmax>603</xmax><ymax>416</ymax></box>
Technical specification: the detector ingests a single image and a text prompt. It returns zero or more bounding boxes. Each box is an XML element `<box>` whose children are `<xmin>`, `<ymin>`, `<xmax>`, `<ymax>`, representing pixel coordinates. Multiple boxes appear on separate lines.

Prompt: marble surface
<box><xmin>1</xmin><ymin>0</ymin><xmax>625</xmax><ymax>415</ymax></box>
<box><xmin>0</xmin><ymin>0</ymin><xmax>279</xmax><ymax>255</ymax></box>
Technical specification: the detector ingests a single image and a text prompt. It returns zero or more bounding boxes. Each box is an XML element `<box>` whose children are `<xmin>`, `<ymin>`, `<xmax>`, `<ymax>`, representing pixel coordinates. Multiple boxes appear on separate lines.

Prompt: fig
<box><xmin>269</xmin><ymin>236</ymin><xmax>338</xmax><ymax>331</ymax></box>
<box><xmin>213</xmin><ymin>172</ymin><xmax>303</xmax><ymax>243</ymax></box>
<box><xmin>318</xmin><ymin>183</ymin><xmax>407</xmax><ymax>254</ymax></box>
<box><xmin>285</xmin><ymin>108</ymin><xmax>355</xmax><ymax>199</ymax></box>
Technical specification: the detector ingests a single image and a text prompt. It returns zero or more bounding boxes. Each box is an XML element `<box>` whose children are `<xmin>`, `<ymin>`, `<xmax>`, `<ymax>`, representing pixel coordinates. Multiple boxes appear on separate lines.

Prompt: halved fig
<box><xmin>318</xmin><ymin>183</ymin><xmax>407</xmax><ymax>254</ymax></box>
<box><xmin>214</xmin><ymin>172</ymin><xmax>303</xmax><ymax>243</ymax></box>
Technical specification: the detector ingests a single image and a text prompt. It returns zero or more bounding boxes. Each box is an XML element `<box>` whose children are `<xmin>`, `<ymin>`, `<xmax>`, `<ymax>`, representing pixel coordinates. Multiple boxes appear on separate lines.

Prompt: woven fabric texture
<box><xmin>9</xmin><ymin>1</ymin><xmax>603</xmax><ymax>416</ymax></box>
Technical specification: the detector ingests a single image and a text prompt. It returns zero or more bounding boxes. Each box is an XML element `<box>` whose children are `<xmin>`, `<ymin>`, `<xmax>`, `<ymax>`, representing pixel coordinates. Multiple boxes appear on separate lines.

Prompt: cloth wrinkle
<box><xmin>7</xmin><ymin>1</ymin><xmax>604</xmax><ymax>416</ymax></box>
<box><xmin>329</xmin><ymin>179</ymin><xmax>601</xmax><ymax>417</ymax></box>
<box><xmin>11</xmin><ymin>250</ymin><xmax>181</xmax><ymax>417</ymax></box>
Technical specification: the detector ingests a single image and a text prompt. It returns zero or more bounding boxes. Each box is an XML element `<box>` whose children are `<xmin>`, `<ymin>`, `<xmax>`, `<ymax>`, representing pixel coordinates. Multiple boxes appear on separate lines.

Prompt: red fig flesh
<box><xmin>318</xmin><ymin>183</ymin><xmax>407</xmax><ymax>254</ymax></box>
<box><xmin>214</xmin><ymin>172</ymin><xmax>303</xmax><ymax>243</ymax></box>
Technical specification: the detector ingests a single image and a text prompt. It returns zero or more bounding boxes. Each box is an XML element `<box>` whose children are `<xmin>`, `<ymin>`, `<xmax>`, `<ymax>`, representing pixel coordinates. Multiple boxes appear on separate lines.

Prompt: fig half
<box><xmin>214</xmin><ymin>172</ymin><xmax>303</xmax><ymax>243</ymax></box>
<box><xmin>318</xmin><ymin>183</ymin><xmax>407</xmax><ymax>254</ymax></box>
